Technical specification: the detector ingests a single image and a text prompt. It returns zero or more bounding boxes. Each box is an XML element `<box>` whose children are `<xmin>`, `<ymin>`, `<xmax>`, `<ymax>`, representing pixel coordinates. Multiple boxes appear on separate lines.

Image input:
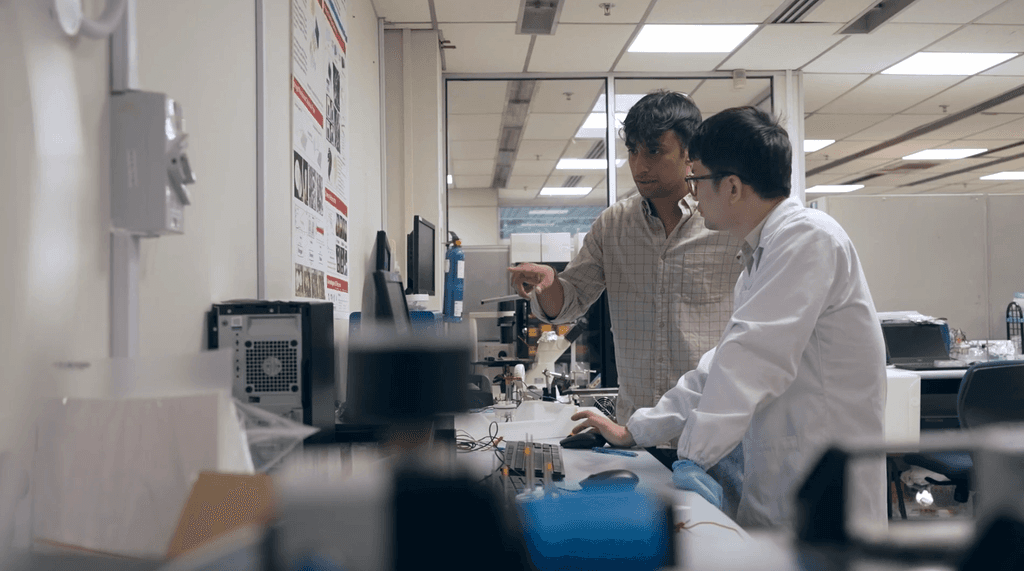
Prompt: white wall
<box><xmin>135</xmin><ymin>0</ymin><xmax>258</xmax><ymax>354</ymax></box>
<box><xmin>449</xmin><ymin>188</ymin><xmax>499</xmax><ymax>245</ymax></box>
<box><xmin>0</xmin><ymin>0</ymin><xmax>384</xmax><ymax>542</ymax></box>
<box><xmin>0</xmin><ymin>0</ymin><xmax>112</xmax><ymax>460</ymax></box>
<box><xmin>384</xmin><ymin>29</ymin><xmax>444</xmax><ymax>310</ymax></box>
<box><xmin>815</xmin><ymin>194</ymin><xmax>1024</xmax><ymax>340</ymax></box>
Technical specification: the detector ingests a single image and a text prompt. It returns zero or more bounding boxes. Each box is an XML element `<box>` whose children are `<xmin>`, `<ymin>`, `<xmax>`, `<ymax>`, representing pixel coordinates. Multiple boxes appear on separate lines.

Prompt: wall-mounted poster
<box><xmin>292</xmin><ymin>0</ymin><xmax>349</xmax><ymax>319</ymax></box>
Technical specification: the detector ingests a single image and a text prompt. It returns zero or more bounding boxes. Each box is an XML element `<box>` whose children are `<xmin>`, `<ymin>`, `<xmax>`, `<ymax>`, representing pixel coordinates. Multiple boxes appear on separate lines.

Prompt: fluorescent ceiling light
<box><xmin>521</xmin><ymin>222</ymin><xmax>556</xmax><ymax>227</ymax></box>
<box><xmin>575</xmin><ymin>112</ymin><xmax>628</xmax><ymax>138</ymax></box>
<box><xmin>806</xmin><ymin>185</ymin><xmax>864</xmax><ymax>194</ymax></box>
<box><xmin>539</xmin><ymin>187</ymin><xmax>593</xmax><ymax>197</ymax></box>
<box><xmin>529</xmin><ymin>209</ymin><xmax>570</xmax><ymax>215</ymax></box>
<box><xmin>903</xmin><ymin>148</ymin><xmax>986</xmax><ymax>160</ymax></box>
<box><xmin>980</xmin><ymin>171</ymin><xmax>1024</xmax><ymax>180</ymax></box>
<box><xmin>882</xmin><ymin>52</ymin><xmax>1018</xmax><ymax>75</ymax></box>
<box><xmin>557</xmin><ymin>158</ymin><xmax>607</xmax><ymax>170</ymax></box>
<box><xmin>628</xmin><ymin>24</ymin><xmax>757</xmax><ymax>53</ymax></box>
<box><xmin>447</xmin><ymin>174</ymin><xmax>453</xmax><ymax>185</ymax></box>
<box><xmin>804</xmin><ymin>140</ymin><xmax>835</xmax><ymax>153</ymax></box>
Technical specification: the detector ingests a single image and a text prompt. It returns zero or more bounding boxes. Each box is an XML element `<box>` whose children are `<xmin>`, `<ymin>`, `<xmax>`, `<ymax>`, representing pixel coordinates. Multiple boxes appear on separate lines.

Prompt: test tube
<box><xmin>542</xmin><ymin>461</ymin><xmax>554</xmax><ymax>495</ymax></box>
<box><xmin>523</xmin><ymin>443</ymin><xmax>534</xmax><ymax>490</ymax></box>
<box><xmin>502</xmin><ymin>466</ymin><xmax>509</xmax><ymax>504</ymax></box>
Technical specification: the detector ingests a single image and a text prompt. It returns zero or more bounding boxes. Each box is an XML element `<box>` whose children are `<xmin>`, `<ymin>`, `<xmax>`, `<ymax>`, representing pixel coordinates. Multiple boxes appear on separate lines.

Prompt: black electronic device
<box><xmin>373</xmin><ymin>270</ymin><xmax>412</xmax><ymax>333</ymax></box>
<box><xmin>881</xmin><ymin>322</ymin><xmax>963</xmax><ymax>371</ymax></box>
<box><xmin>559</xmin><ymin>429</ymin><xmax>607</xmax><ymax>449</ymax></box>
<box><xmin>374</xmin><ymin>230</ymin><xmax>392</xmax><ymax>272</ymax></box>
<box><xmin>207</xmin><ymin>300</ymin><xmax>335</xmax><ymax>441</ymax></box>
<box><xmin>504</xmin><ymin>441</ymin><xmax>565</xmax><ymax>480</ymax></box>
<box><xmin>406</xmin><ymin>215</ymin><xmax>436</xmax><ymax>296</ymax></box>
<box><xmin>579</xmin><ymin>469</ymin><xmax>640</xmax><ymax>490</ymax></box>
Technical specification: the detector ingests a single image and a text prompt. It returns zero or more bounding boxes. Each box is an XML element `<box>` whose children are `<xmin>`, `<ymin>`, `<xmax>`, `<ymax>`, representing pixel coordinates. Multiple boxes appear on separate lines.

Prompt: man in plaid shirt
<box><xmin>509</xmin><ymin>91</ymin><xmax>744</xmax><ymax>515</ymax></box>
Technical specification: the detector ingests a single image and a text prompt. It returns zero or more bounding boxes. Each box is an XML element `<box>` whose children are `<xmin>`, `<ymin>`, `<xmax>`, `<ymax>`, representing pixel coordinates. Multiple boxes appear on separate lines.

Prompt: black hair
<box><xmin>688</xmin><ymin>106</ymin><xmax>792</xmax><ymax>200</ymax></box>
<box><xmin>620</xmin><ymin>90</ymin><xmax>702</xmax><ymax>154</ymax></box>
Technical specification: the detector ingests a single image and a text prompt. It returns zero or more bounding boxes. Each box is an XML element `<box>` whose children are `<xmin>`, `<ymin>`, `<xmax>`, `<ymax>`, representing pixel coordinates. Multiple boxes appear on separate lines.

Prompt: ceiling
<box><xmin>372</xmin><ymin>0</ymin><xmax>1024</xmax><ymax>206</ymax></box>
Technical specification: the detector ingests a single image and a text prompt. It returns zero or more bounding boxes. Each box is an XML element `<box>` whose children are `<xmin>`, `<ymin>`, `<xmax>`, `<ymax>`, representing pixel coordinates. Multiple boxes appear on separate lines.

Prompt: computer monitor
<box><xmin>375</xmin><ymin>230</ymin><xmax>392</xmax><ymax>272</ymax></box>
<box><xmin>406</xmin><ymin>215</ymin><xmax>436</xmax><ymax>296</ymax></box>
<box><xmin>374</xmin><ymin>270</ymin><xmax>411</xmax><ymax>333</ymax></box>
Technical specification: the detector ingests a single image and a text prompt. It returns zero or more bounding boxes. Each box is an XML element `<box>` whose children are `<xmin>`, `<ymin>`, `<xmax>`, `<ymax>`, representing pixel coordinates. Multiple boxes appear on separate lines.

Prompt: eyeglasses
<box><xmin>685</xmin><ymin>172</ymin><xmax>738</xmax><ymax>185</ymax></box>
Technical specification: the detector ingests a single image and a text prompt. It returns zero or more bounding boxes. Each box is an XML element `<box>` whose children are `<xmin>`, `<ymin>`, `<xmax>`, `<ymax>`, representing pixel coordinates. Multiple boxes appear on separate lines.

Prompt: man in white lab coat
<box><xmin>571</xmin><ymin>106</ymin><xmax>888</xmax><ymax>528</ymax></box>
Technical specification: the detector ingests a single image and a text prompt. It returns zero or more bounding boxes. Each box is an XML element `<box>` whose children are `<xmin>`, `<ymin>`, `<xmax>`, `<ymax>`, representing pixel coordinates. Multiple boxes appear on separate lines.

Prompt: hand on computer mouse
<box><xmin>559</xmin><ymin>429</ymin><xmax>607</xmax><ymax>449</ymax></box>
<box><xmin>569</xmin><ymin>410</ymin><xmax>635</xmax><ymax>448</ymax></box>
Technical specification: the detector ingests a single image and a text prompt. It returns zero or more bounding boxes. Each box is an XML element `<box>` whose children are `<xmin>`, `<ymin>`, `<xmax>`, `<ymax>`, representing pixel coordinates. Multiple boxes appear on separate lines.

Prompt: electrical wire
<box><xmin>455</xmin><ymin>421</ymin><xmax>503</xmax><ymax>452</ymax></box>
<box><xmin>675</xmin><ymin>520</ymin><xmax>743</xmax><ymax>537</ymax></box>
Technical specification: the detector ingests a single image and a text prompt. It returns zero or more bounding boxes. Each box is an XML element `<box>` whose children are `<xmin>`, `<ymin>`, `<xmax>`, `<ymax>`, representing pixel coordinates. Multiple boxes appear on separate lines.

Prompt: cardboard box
<box><xmin>166</xmin><ymin>472</ymin><xmax>276</xmax><ymax>559</ymax></box>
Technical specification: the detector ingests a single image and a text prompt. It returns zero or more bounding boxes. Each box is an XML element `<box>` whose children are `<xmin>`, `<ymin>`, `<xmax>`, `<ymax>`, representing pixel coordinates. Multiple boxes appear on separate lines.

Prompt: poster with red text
<box><xmin>292</xmin><ymin>0</ymin><xmax>349</xmax><ymax>318</ymax></box>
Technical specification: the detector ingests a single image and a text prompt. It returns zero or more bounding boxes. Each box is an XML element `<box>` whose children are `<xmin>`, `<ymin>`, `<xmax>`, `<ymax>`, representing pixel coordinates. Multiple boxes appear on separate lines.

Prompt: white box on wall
<box><xmin>510</xmin><ymin>233</ymin><xmax>542</xmax><ymax>264</ymax></box>
<box><xmin>540</xmin><ymin>233</ymin><xmax>571</xmax><ymax>262</ymax></box>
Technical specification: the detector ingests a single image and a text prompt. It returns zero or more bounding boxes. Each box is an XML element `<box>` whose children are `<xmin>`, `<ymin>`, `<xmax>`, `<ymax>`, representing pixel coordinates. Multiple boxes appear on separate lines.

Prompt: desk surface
<box><xmin>454</xmin><ymin>405</ymin><xmax>750</xmax><ymax>568</ymax></box>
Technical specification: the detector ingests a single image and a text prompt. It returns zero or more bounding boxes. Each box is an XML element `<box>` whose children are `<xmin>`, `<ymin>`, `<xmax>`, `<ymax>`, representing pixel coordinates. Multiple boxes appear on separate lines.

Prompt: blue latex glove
<box><xmin>672</xmin><ymin>459</ymin><xmax>723</xmax><ymax>510</ymax></box>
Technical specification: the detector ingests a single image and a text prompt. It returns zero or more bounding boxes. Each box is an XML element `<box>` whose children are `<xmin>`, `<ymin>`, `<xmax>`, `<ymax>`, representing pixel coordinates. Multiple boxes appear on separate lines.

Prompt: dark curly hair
<box><xmin>688</xmin><ymin>106</ymin><xmax>791</xmax><ymax>200</ymax></box>
<box><xmin>620</xmin><ymin>90</ymin><xmax>702</xmax><ymax>154</ymax></box>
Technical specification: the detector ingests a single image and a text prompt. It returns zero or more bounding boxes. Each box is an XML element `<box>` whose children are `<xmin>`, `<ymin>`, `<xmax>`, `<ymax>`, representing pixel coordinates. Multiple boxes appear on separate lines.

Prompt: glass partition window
<box><xmin>447</xmin><ymin>76</ymin><xmax>773</xmax><ymax>245</ymax></box>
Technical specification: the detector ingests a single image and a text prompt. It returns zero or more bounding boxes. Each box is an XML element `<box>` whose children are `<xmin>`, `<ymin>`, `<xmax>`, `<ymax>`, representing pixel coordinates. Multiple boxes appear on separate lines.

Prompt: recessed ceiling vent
<box><xmin>770</xmin><ymin>0</ymin><xmax>827</xmax><ymax>24</ymax></box>
<box><xmin>879</xmin><ymin>161</ymin><xmax>942</xmax><ymax>173</ymax></box>
<box><xmin>840</xmin><ymin>0</ymin><xmax>918</xmax><ymax>34</ymax></box>
<box><xmin>517</xmin><ymin>0</ymin><xmax>565</xmax><ymax>36</ymax></box>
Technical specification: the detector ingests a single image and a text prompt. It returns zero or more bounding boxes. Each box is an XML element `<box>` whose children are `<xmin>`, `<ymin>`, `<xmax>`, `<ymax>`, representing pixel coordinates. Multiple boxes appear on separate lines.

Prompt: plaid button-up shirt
<box><xmin>533</xmin><ymin>194</ymin><xmax>743</xmax><ymax>423</ymax></box>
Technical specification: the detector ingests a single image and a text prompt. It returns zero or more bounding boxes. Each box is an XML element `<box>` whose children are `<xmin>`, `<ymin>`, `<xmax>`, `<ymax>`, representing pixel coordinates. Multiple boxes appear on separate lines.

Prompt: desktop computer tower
<box><xmin>207</xmin><ymin>301</ymin><xmax>335</xmax><ymax>439</ymax></box>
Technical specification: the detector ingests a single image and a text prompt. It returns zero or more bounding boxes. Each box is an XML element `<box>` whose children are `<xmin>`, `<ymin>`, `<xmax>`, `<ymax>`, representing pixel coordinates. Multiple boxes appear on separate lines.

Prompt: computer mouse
<box><xmin>559</xmin><ymin>429</ymin><xmax>607</xmax><ymax>449</ymax></box>
<box><xmin>579</xmin><ymin>469</ymin><xmax>640</xmax><ymax>490</ymax></box>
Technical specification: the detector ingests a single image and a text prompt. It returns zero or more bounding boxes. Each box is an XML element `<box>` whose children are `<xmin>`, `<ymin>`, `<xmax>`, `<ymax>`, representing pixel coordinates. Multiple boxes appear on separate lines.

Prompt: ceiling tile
<box><xmin>802</xmin><ymin>23</ymin><xmax>959</xmax><ymax>74</ymax></box>
<box><xmin>498</xmin><ymin>187</ymin><xmax>540</xmax><ymax>201</ymax></box>
<box><xmin>450</xmin><ymin>139</ymin><xmax>499</xmax><ymax>159</ymax></box>
<box><xmin>522</xmin><ymin>113</ymin><xmax>588</xmax><ymax>140</ymax></box>
<box><xmin>904</xmin><ymin>76</ymin><xmax>1024</xmax><ymax>115</ymax></box>
<box><xmin>453</xmin><ymin>159</ymin><xmax>496</xmax><ymax>175</ymax></box>
<box><xmin>529</xmin><ymin>24</ymin><xmax>637</xmax><ymax>73</ymax></box>
<box><xmin>806</xmin><ymin>139</ymin><xmax>882</xmax><ymax>161</ymax></box>
<box><xmin>433</xmin><ymin>0</ymin><xmax>518</xmax><ymax>22</ymax></box>
<box><xmin>447</xmin><ymin>80</ymin><xmax>508</xmax><ymax>114</ymax></box>
<box><xmin>819</xmin><ymin>157</ymin><xmax>896</xmax><ymax>175</ymax></box>
<box><xmin>614</xmin><ymin>78</ymin><xmax>705</xmax><ymax>98</ymax></box>
<box><xmin>964</xmin><ymin>116</ymin><xmax>1024</xmax><ymax>139</ymax></box>
<box><xmin>862</xmin><ymin>140</ymin><xmax>940</xmax><ymax>159</ymax></box>
<box><xmin>891</xmin><ymin>0</ymin><xmax>1006</xmax><ymax>24</ymax></box>
<box><xmin>614</xmin><ymin>52</ymin><xmax>730</xmax><ymax>73</ymax></box>
<box><xmin>804</xmin><ymin>0</ymin><xmax>879</xmax><ymax>24</ymax></box>
<box><xmin>560</xmin><ymin>0</ymin><xmax>651</xmax><ymax>24</ymax></box>
<box><xmin>511</xmin><ymin>159</ymin><xmax>558</xmax><ymax>176</ymax></box>
<box><xmin>924</xmin><ymin>113</ymin><xmax>1022</xmax><ymax>139</ymax></box>
<box><xmin>977</xmin><ymin>1</ymin><xmax>1024</xmax><ymax>24</ymax></box>
<box><xmin>980</xmin><ymin>54</ymin><xmax>1024</xmax><ymax>75</ymax></box>
<box><xmin>804</xmin><ymin>113</ymin><xmax>890</xmax><ymax>139</ymax></box>
<box><xmin>802</xmin><ymin>73</ymin><xmax>870</xmax><ymax>113</ymax></box>
<box><xmin>517</xmin><ymin>140</ymin><xmax>570</xmax><ymax>161</ymax></box>
<box><xmin>927</xmin><ymin>24</ymin><xmax>1024</xmax><ymax>52</ymax></box>
<box><xmin>440</xmin><ymin>23</ymin><xmax>531</xmax><ymax>73</ymax></box>
<box><xmin>960</xmin><ymin>140</ymin><xmax>1024</xmax><ymax>155</ymax></box>
<box><xmin>374</xmin><ymin>0</ymin><xmax>431</xmax><ymax>23</ymax></box>
<box><xmin>448</xmin><ymin>113</ymin><xmax>502</xmax><ymax>140</ymax></box>
<box><xmin>844</xmin><ymin>114</ymin><xmax>942</xmax><ymax>141</ymax></box>
<box><xmin>817</xmin><ymin>75</ymin><xmax>963</xmax><ymax>114</ymax></box>
<box><xmin>455</xmin><ymin>175</ymin><xmax>493</xmax><ymax>188</ymax></box>
<box><xmin>647</xmin><ymin>0</ymin><xmax>779</xmax><ymax>23</ymax></box>
<box><xmin>722</xmin><ymin>24</ymin><xmax>844</xmax><ymax>70</ymax></box>
<box><xmin>691</xmin><ymin>77</ymin><xmax>773</xmax><ymax>114</ymax></box>
<box><xmin>530</xmin><ymin>79</ymin><xmax>605</xmax><ymax>114</ymax></box>
<box><xmin>505</xmin><ymin>175</ymin><xmax>549</xmax><ymax>190</ymax></box>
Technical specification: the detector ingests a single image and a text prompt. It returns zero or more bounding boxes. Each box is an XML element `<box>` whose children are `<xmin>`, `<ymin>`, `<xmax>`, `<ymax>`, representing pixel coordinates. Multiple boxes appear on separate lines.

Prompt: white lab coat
<box><xmin>628</xmin><ymin>197</ymin><xmax>887</xmax><ymax>528</ymax></box>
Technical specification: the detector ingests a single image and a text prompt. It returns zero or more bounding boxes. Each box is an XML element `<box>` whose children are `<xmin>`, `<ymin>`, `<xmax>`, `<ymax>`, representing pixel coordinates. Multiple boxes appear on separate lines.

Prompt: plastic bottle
<box><xmin>443</xmin><ymin>230</ymin><xmax>465</xmax><ymax>323</ymax></box>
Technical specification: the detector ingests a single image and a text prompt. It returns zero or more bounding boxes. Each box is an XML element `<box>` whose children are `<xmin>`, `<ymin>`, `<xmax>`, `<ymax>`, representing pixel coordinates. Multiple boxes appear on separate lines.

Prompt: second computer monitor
<box><xmin>406</xmin><ymin>215</ymin><xmax>436</xmax><ymax>296</ymax></box>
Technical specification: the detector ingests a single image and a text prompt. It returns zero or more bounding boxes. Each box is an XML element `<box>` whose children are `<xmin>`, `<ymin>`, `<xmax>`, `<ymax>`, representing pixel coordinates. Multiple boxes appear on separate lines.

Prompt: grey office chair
<box><xmin>895</xmin><ymin>360</ymin><xmax>1024</xmax><ymax>518</ymax></box>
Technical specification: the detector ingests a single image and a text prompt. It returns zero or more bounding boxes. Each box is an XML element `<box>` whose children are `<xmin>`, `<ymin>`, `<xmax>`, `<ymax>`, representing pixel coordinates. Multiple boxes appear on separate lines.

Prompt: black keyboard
<box><xmin>504</xmin><ymin>441</ymin><xmax>565</xmax><ymax>481</ymax></box>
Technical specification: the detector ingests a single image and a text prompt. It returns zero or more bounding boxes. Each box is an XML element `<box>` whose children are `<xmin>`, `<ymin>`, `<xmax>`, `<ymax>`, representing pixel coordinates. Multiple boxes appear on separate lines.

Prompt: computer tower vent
<box><xmin>246</xmin><ymin>340</ymin><xmax>299</xmax><ymax>393</ymax></box>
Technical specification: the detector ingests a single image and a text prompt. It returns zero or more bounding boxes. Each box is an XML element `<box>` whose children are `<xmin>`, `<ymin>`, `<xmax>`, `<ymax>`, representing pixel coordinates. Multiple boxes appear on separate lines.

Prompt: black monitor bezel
<box><xmin>373</xmin><ymin>270</ymin><xmax>412</xmax><ymax>333</ymax></box>
<box><xmin>406</xmin><ymin>215</ymin><xmax>436</xmax><ymax>296</ymax></box>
